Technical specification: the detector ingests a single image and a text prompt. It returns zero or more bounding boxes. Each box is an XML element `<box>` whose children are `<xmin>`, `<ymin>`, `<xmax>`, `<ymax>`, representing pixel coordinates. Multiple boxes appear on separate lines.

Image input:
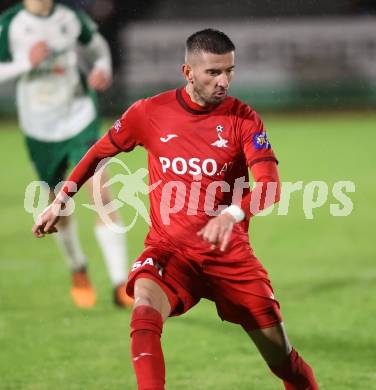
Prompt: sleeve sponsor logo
<box><xmin>114</xmin><ymin>119</ymin><xmax>122</xmax><ymax>133</ymax></box>
<box><xmin>253</xmin><ymin>131</ymin><xmax>271</xmax><ymax>150</ymax></box>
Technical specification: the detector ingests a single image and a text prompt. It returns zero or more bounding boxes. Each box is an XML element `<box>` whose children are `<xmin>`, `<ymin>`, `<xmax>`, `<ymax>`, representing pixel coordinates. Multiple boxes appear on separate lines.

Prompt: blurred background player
<box><xmin>0</xmin><ymin>0</ymin><xmax>133</xmax><ymax>308</ymax></box>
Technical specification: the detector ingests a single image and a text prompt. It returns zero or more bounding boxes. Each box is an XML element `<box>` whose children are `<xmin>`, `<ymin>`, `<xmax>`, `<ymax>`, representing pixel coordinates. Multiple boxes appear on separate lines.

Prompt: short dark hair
<box><xmin>186</xmin><ymin>29</ymin><xmax>235</xmax><ymax>55</ymax></box>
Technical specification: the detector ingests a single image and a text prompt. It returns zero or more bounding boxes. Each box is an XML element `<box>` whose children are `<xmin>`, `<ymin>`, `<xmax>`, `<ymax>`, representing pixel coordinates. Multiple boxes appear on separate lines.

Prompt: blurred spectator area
<box><xmin>1</xmin><ymin>0</ymin><xmax>376</xmax><ymax>115</ymax></box>
<box><xmin>2</xmin><ymin>0</ymin><xmax>376</xmax><ymax>18</ymax></box>
<box><xmin>147</xmin><ymin>0</ymin><xmax>376</xmax><ymax>18</ymax></box>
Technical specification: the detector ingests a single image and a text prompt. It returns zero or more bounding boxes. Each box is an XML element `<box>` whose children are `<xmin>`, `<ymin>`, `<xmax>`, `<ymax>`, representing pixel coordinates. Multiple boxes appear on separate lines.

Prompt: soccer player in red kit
<box><xmin>33</xmin><ymin>29</ymin><xmax>319</xmax><ymax>389</ymax></box>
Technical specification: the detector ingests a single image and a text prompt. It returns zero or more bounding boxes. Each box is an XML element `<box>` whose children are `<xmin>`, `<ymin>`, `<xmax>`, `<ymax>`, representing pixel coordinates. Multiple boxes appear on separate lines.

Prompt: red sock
<box><xmin>130</xmin><ymin>305</ymin><xmax>165</xmax><ymax>390</ymax></box>
<box><xmin>270</xmin><ymin>348</ymin><xmax>319</xmax><ymax>390</ymax></box>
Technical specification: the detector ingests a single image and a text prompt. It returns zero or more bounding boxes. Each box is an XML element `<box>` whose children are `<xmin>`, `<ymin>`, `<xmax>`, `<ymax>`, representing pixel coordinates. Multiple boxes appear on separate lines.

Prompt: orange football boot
<box><xmin>114</xmin><ymin>282</ymin><xmax>134</xmax><ymax>308</ymax></box>
<box><xmin>70</xmin><ymin>269</ymin><xmax>96</xmax><ymax>308</ymax></box>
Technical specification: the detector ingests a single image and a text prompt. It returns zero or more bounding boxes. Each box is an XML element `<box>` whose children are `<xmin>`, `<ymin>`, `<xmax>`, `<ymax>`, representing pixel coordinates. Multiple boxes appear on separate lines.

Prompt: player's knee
<box><xmin>134</xmin><ymin>293</ymin><xmax>154</xmax><ymax>308</ymax></box>
<box><xmin>264</xmin><ymin>345</ymin><xmax>291</xmax><ymax>367</ymax></box>
<box><xmin>248</xmin><ymin>324</ymin><xmax>292</xmax><ymax>366</ymax></box>
<box><xmin>133</xmin><ymin>277</ymin><xmax>171</xmax><ymax>319</ymax></box>
<box><xmin>134</xmin><ymin>283</ymin><xmax>158</xmax><ymax>309</ymax></box>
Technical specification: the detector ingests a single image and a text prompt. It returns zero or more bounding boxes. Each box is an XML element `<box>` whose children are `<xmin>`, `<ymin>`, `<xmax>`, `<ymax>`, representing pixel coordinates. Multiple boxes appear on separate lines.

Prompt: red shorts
<box><xmin>126</xmin><ymin>245</ymin><xmax>282</xmax><ymax>331</ymax></box>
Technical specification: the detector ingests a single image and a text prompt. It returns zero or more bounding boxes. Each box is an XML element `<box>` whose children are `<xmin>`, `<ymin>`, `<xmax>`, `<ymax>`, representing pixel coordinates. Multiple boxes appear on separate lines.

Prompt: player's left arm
<box><xmin>198</xmin><ymin>108</ymin><xmax>280</xmax><ymax>251</ymax></box>
<box><xmin>197</xmin><ymin>160</ymin><xmax>280</xmax><ymax>251</ymax></box>
<box><xmin>76</xmin><ymin>10</ymin><xmax>112</xmax><ymax>91</ymax></box>
<box><xmin>86</xmin><ymin>34</ymin><xmax>112</xmax><ymax>91</ymax></box>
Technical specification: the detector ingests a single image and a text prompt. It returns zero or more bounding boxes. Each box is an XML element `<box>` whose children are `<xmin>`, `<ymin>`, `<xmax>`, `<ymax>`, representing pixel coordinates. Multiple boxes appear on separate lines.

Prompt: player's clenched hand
<box><xmin>32</xmin><ymin>203</ymin><xmax>62</xmax><ymax>238</ymax></box>
<box><xmin>197</xmin><ymin>213</ymin><xmax>236</xmax><ymax>252</ymax></box>
<box><xmin>29</xmin><ymin>41</ymin><xmax>50</xmax><ymax>68</ymax></box>
<box><xmin>88</xmin><ymin>68</ymin><xmax>112</xmax><ymax>91</ymax></box>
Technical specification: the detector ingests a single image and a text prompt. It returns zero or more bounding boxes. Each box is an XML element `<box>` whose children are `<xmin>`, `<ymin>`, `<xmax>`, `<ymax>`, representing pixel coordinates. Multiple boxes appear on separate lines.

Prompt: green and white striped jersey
<box><xmin>0</xmin><ymin>3</ymin><xmax>112</xmax><ymax>141</ymax></box>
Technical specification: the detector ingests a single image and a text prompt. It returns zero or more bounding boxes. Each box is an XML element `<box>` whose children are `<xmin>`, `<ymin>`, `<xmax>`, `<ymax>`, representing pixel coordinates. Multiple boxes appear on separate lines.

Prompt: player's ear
<box><xmin>182</xmin><ymin>64</ymin><xmax>193</xmax><ymax>83</ymax></box>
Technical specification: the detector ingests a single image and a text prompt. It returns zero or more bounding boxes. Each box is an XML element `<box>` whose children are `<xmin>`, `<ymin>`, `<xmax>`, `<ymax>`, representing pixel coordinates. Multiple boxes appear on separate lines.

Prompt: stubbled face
<box><xmin>24</xmin><ymin>0</ymin><xmax>53</xmax><ymax>16</ymax></box>
<box><xmin>184</xmin><ymin>51</ymin><xmax>235</xmax><ymax>105</ymax></box>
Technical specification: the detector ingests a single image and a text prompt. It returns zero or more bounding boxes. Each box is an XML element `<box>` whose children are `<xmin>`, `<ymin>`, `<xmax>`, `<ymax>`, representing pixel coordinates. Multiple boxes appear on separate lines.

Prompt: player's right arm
<box><xmin>0</xmin><ymin>9</ymin><xmax>49</xmax><ymax>83</ymax></box>
<box><xmin>0</xmin><ymin>55</ymin><xmax>31</xmax><ymax>82</ymax></box>
<box><xmin>32</xmin><ymin>99</ymin><xmax>148</xmax><ymax>238</ymax></box>
<box><xmin>0</xmin><ymin>41</ymin><xmax>50</xmax><ymax>83</ymax></box>
<box><xmin>0</xmin><ymin>22</ymin><xmax>28</xmax><ymax>81</ymax></box>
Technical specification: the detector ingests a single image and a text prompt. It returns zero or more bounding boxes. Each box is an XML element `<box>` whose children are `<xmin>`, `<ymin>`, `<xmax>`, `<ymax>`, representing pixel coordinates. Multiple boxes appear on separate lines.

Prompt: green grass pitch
<box><xmin>0</xmin><ymin>112</ymin><xmax>375</xmax><ymax>389</ymax></box>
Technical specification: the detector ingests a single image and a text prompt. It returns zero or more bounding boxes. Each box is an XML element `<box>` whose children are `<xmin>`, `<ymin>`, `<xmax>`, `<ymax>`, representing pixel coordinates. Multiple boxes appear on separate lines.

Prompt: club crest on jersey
<box><xmin>253</xmin><ymin>131</ymin><xmax>271</xmax><ymax>150</ymax></box>
<box><xmin>211</xmin><ymin>125</ymin><xmax>228</xmax><ymax>148</ymax></box>
<box><xmin>114</xmin><ymin>120</ymin><xmax>122</xmax><ymax>133</ymax></box>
